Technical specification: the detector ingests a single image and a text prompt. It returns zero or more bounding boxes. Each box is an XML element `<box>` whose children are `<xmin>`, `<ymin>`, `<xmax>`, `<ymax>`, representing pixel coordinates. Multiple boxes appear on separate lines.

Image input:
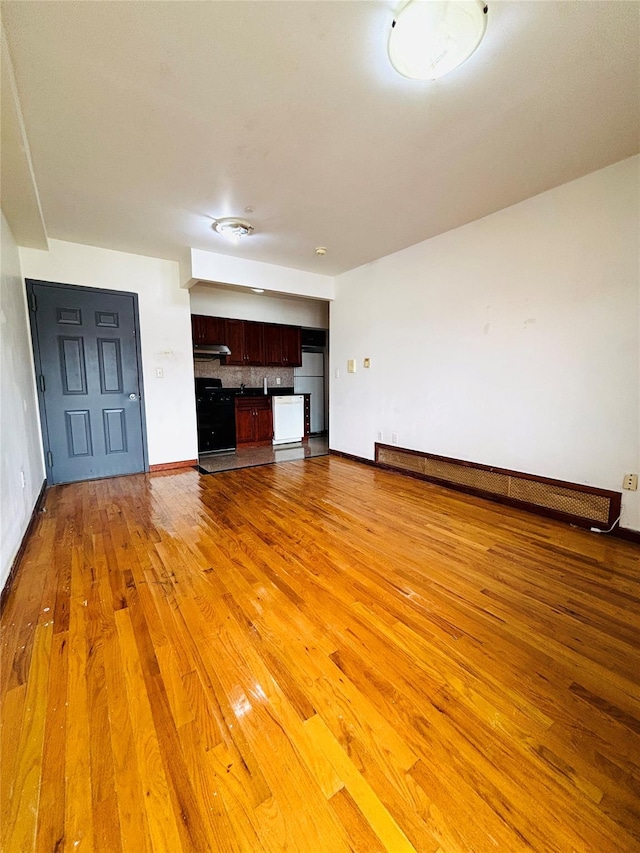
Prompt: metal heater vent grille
<box><xmin>376</xmin><ymin>444</ymin><xmax>620</xmax><ymax>529</ymax></box>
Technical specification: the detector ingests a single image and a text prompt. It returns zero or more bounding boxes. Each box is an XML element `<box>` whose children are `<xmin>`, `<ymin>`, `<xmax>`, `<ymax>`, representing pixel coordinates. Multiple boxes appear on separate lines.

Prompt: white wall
<box><xmin>190</xmin><ymin>283</ymin><xmax>328</xmax><ymax>328</ymax></box>
<box><xmin>19</xmin><ymin>240</ymin><xmax>197</xmax><ymax>466</ymax></box>
<box><xmin>330</xmin><ymin>157</ymin><xmax>640</xmax><ymax>531</ymax></box>
<box><xmin>1</xmin><ymin>212</ymin><xmax>46</xmax><ymax>591</ymax></box>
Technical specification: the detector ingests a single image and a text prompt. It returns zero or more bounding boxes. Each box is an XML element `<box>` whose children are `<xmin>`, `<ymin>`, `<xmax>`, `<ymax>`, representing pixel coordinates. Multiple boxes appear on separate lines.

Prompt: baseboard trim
<box><xmin>612</xmin><ymin>527</ymin><xmax>640</xmax><ymax>544</ymax></box>
<box><xmin>1</xmin><ymin>479</ymin><xmax>48</xmax><ymax>614</ymax></box>
<box><xmin>149</xmin><ymin>458</ymin><xmax>198</xmax><ymax>472</ymax></box>
<box><xmin>329</xmin><ymin>448</ymin><xmax>377</xmax><ymax>467</ymax></box>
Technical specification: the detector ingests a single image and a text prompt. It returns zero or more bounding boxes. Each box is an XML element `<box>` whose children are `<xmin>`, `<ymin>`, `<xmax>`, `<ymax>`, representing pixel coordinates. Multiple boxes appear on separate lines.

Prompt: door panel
<box><xmin>65</xmin><ymin>410</ymin><xmax>92</xmax><ymax>456</ymax></box>
<box><xmin>30</xmin><ymin>282</ymin><xmax>146</xmax><ymax>484</ymax></box>
<box><xmin>59</xmin><ymin>336</ymin><xmax>87</xmax><ymax>393</ymax></box>
<box><xmin>97</xmin><ymin>338</ymin><xmax>124</xmax><ymax>393</ymax></box>
<box><xmin>103</xmin><ymin>408</ymin><xmax>128</xmax><ymax>454</ymax></box>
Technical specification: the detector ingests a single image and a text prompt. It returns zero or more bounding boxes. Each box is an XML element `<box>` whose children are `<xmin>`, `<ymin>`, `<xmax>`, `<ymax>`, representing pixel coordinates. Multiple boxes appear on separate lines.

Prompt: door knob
<box><xmin>128</xmin><ymin>393</ymin><xmax>138</xmax><ymax>400</ymax></box>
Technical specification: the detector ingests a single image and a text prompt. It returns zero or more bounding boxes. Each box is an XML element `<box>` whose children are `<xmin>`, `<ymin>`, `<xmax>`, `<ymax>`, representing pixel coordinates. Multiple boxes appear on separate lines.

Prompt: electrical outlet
<box><xmin>276</xmin><ymin>377</ymin><xmax>281</xmax><ymax>385</ymax></box>
<box><xmin>156</xmin><ymin>367</ymin><xmax>164</xmax><ymax>379</ymax></box>
<box><xmin>363</xmin><ymin>358</ymin><xmax>371</xmax><ymax>368</ymax></box>
<box><xmin>335</xmin><ymin>368</ymin><xmax>340</xmax><ymax>379</ymax></box>
<box><xmin>623</xmin><ymin>473</ymin><xmax>638</xmax><ymax>490</ymax></box>
<box><xmin>391</xmin><ymin>433</ymin><xmax>398</xmax><ymax>445</ymax></box>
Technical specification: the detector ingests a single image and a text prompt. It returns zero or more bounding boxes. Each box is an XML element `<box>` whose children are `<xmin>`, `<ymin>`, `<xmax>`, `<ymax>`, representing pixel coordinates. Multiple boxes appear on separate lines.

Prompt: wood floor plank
<box><xmin>2</xmin><ymin>621</ymin><xmax>53</xmax><ymax>853</ymax></box>
<box><xmin>305</xmin><ymin>712</ymin><xmax>423</xmax><ymax>853</ymax></box>
<box><xmin>64</xmin><ymin>546</ymin><xmax>94</xmax><ymax>853</ymax></box>
<box><xmin>1</xmin><ymin>458</ymin><xmax>639</xmax><ymax>852</ymax></box>
<box><xmin>34</xmin><ymin>630</ymin><xmax>68</xmax><ymax>853</ymax></box>
<box><xmin>113</xmin><ymin>606</ymin><xmax>184</xmax><ymax>853</ymax></box>
<box><xmin>0</xmin><ymin>682</ymin><xmax>26</xmax><ymax>832</ymax></box>
<box><xmin>102</xmin><ymin>621</ymin><xmax>152</xmax><ymax>853</ymax></box>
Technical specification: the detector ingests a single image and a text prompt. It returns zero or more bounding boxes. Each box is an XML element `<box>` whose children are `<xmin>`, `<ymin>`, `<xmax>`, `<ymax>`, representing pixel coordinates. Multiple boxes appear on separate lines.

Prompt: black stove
<box><xmin>195</xmin><ymin>378</ymin><xmax>236</xmax><ymax>452</ymax></box>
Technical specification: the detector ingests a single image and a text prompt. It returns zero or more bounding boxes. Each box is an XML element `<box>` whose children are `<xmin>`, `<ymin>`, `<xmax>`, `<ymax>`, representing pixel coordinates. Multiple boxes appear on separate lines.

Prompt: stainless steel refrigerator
<box><xmin>294</xmin><ymin>351</ymin><xmax>325</xmax><ymax>434</ymax></box>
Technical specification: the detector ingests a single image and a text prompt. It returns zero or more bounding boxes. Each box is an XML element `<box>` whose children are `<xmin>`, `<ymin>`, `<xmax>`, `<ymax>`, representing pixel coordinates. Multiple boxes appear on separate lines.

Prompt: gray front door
<box><xmin>28</xmin><ymin>280</ymin><xmax>146</xmax><ymax>484</ymax></box>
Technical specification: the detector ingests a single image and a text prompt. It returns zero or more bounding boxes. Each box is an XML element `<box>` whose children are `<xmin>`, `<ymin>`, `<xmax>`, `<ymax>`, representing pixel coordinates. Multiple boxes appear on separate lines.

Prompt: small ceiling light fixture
<box><xmin>212</xmin><ymin>217</ymin><xmax>255</xmax><ymax>243</ymax></box>
<box><xmin>388</xmin><ymin>0</ymin><xmax>488</xmax><ymax>81</ymax></box>
<box><xmin>251</xmin><ymin>288</ymin><xmax>265</xmax><ymax>293</ymax></box>
<box><xmin>315</xmin><ymin>246</ymin><xmax>327</xmax><ymax>256</ymax></box>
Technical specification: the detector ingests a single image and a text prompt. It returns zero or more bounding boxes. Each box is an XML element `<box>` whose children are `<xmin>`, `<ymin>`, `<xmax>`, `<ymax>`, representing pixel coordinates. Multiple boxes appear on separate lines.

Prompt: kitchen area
<box><xmin>189</xmin><ymin>285</ymin><xmax>329</xmax><ymax>472</ymax></box>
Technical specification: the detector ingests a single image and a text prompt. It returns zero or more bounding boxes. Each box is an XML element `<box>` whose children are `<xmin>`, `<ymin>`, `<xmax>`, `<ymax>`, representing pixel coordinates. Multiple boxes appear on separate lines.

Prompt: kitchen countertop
<box><xmin>229</xmin><ymin>387</ymin><xmax>298</xmax><ymax>397</ymax></box>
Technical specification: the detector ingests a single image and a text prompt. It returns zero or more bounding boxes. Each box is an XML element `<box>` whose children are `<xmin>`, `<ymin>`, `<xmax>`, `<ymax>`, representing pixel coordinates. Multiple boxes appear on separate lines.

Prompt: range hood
<box><xmin>193</xmin><ymin>343</ymin><xmax>231</xmax><ymax>358</ymax></box>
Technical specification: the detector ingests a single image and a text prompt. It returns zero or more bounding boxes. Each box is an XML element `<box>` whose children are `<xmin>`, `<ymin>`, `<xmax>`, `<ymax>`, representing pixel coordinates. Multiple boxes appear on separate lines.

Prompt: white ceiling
<box><xmin>2</xmin><ymin>1</ymin><xmax>639</xmax><ymax>277</ymax></box>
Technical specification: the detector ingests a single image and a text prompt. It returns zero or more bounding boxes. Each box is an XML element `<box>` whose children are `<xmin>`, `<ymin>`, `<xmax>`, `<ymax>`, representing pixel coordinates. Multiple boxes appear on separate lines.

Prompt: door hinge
<box><xmin>39</xmin><ymin>374</ymin><xmax>46</xmax><ymax>393</ymax></box>
<box><xmin>47</xmin><ymin>450</ymin><xmax>53</xmax><ymax>468</ymax></box>
<box><xmin>29</xmin><ymin>292</ymin><xmax>37</xmax><ymax>312</ymax></box>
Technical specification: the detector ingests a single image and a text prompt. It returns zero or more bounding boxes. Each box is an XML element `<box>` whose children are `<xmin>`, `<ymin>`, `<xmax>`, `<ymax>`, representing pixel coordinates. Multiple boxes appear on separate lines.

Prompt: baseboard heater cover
<box><xmin>374</xmin><ymin>443</ymin><xmax>621</xmax><ymax>530</ymax></box>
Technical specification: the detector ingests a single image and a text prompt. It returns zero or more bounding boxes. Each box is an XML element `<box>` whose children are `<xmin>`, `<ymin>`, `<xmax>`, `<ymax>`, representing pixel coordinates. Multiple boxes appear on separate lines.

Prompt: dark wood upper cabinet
<box><xmin>191</xmin><ymin>314</ymin><xmax>226</xmax><ymax>345</ymax></box>
<box><xmin>191</xmin><ymin>314</ymin><xmax>204</xmax><ymax>344</ymax></box>
<box><xmin>223</xmin><ymin>319</ymin><xmax>245</xmax><ymax>365</ymax></box>
<box><xmin>243</xmin><ymin>321</ymin><xmax>264</xmax><ymax>365</ymax></box>
<box><xmin>191</xmin><ymin>314</ymin><xmax>302</xmax><ymax>367</ymax></box>
<box><xmin>263</xmin><ymin>324</ymin><xmax>283</xmax><ymax>366</ymax></box>
<box><xmin>281</xmin><ymin>325</ymin><xmax>302</xmax><ymax>367</ymax></box>
<box><xmin>221</xmin><ymin>319</ymin><xmax>264</xmax><ymax>365</ymax></box>
<box><xmin>263</xmin><ymin>323</ymin><xmax>301</xmax><ymax>367</ymax></box>
<box><xmin>201</xmin><ymin>315</ymin><xmax>226</xmax><ymax>344</ymax></box>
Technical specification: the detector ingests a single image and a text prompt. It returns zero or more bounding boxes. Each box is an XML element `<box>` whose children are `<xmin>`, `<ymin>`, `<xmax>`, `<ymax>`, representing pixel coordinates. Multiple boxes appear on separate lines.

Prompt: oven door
<box><xmin>197</xmin><ymin>406</ymin><xmax>236</xmax><ymax>452</ymax></box>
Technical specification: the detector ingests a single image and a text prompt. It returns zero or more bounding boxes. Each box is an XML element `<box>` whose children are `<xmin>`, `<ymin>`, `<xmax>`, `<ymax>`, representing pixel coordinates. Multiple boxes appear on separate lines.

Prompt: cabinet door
<box><xmin>255</xmin><ymin>402</ymin><xmax>273</xmax><ymax>442</ymax></box>
<box><xmin>263</xmin><ymin>324</ymin><xmax>283</xmax><ymax>366</ymax></box>
<box><xmin>200</xmin><ymin>316</ymin><xmax>226</xmax><ymax>345</ymax></box>
<box><xmin>191</xmin><ymin>314</ymin><xmax>204</xmax><ymax>344</ymax></box>
<box><xmin>235</xmin><ymin>404</ymin><xmax>255</xmax><ymax>444</ymax></box>
<box><xmin>281</xmin><ymin>326</ymin><xmax>302</xmax><ymax>367</ymax></box>
<box><xmin>244</xmin><ymin>322</ymin><xmax>265</xmax><ymax>365</ymax></box>
<box><xmin>224</xmin><ymin>319</ymin><xmax>245</xmax><ymax>365</ymax></box>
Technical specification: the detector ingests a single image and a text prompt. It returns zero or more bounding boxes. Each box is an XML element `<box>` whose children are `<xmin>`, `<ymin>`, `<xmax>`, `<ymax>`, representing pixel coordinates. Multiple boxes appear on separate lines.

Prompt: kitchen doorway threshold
<box><xmin>197</xmin><ymin>436</ymin><xmax>329</xmax><ymax>474</ymax></box>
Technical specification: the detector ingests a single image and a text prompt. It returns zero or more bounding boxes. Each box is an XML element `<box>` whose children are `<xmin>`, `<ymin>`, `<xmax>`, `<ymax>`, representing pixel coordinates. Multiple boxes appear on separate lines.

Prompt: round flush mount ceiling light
<box><xmin>212</xmin><ymin>217</ymin><xmax>255</xmax><ymax>243</ymax></box>
<box><xmin>388</xmin><ymin>0</ymin><xmax>488</xmax><ymax>81</ymax></box>
<box><xmin>315</xmin><ymin>246</ymin><xmax>327</xmax><ymax>256</ymax></box>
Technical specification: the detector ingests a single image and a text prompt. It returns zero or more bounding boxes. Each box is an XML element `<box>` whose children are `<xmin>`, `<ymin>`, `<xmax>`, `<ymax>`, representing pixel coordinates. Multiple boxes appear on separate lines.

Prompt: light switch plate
<box><xmin>347</xmin><ymin>359</ymin><xmax>356</xmax><ymax>373</ymax></box>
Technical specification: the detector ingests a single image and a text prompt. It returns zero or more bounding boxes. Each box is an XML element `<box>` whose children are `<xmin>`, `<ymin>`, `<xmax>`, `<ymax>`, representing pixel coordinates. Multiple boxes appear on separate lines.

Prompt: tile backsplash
<box><xmin>193</xmin><ymin>360</ymin><xmax>295</xmax><ymax>389</ymax></box>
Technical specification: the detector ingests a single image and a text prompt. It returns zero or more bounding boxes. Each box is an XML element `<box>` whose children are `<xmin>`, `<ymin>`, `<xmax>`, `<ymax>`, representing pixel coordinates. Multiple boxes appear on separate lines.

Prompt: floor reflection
<box><xmin>197</xmin><ymin>436</ymin><xmax>329</xmax><ymax>474</ymax></box>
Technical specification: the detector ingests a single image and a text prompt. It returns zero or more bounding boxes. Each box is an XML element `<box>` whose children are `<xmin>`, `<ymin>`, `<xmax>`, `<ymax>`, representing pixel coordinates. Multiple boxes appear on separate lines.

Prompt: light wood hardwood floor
<box><xmin>2</xmin><ymin>456</ymin><xmax>639</xmax><ymax>852</ymax></box>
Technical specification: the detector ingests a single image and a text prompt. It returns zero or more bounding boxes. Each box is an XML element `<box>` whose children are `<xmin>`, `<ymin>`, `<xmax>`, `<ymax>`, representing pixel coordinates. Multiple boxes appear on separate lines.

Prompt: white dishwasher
<box><xmin>272</xmin><ymin>395</ymin><xmax>304</xmax><ymax>445</ymax></box>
